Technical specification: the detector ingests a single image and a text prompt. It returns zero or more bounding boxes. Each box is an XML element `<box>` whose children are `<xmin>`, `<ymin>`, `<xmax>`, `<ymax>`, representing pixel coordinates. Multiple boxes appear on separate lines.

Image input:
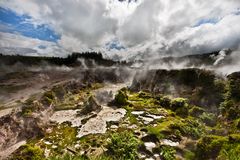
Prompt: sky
<box><xmin>0</xmin><ymin>0</ymin><xmax>240</xmax><ymax>60</ymax></box>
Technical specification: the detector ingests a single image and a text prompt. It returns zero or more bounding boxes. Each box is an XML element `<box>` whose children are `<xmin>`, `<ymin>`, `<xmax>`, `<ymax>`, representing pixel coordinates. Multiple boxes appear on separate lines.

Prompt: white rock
<box><xmin>161</xmin><ymin>139</ymin><xmax>179</xmax><ymax>146</ymax></box>
<box><xmin>145</xmin><ymin>158</ymin><xmax>154</xmax><ymax>160</ymax></box>
<box><xmin>154</xmin><ymin>154</ymin><xmax>160</xmax><ymax>157</ymax></box>
<box><xmin>144</xmin><ymin>142</ymin><xmax>156</xmax><ymax>152</ymax></box>
<box><xmin>139</xmin><ymin>116</ymin><xmax>154</xmax><ymax>124</ymax></box>
<box><xmin>77</xmin><ymin>106</ymin><xmax>126</xmax><ymax>138</ymax></box>
<box><xmin>52</xmin><ymin>145</ymin><xmax>57</xmax><ymax>149</ymax></box>
<box><xmin>44</xmin><ymin>148</ymin><xmax>50</xmax><ymax>157</ymax></box>
<box><xmin>139</xmin><ymin>154</ymin><xmax>146</xmax><ymax>158</ymax></box>
<box><xmin>110</xmin><ymin>125</ymin><xmax>118</xmax><ymax>129</ymax></box>
<box><xmin>128</xmin><ymin>124</ymin><xmax>138</xmax><ymax>129</ymax></box>
<box><xmin>147</xmin><ymin>114</ymin><xmax>164</xmax><ymax>120</ymax></box>
<box><xmin>131</xmin><ymin>111</ymin><xmax>144</xmax><ymax>115</ymax></box>
<box><xmin>74</xmin><ymin>144</ymin><xmax>80</xmax><ymax>149</ymax></box>
<box><xmin>44</xmin><ymin>141</ymin><xmax>52</xmax><ymax>145</ymax></box>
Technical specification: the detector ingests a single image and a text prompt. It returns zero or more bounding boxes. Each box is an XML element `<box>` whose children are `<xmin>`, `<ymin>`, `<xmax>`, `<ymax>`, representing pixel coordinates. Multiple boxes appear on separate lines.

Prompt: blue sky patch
<box><xmin>234</xmin><ymin>8</ymin><xmax>240</xmax><ymax>15</ymax></box>
<box><xmin>38</xmin><ymin>45</ymin><xmax>47</xmax><ymax>49</ymax></box>
<box><xmin>193</xmin><ymin>18</ymin><xmax>220</xmax><ymax>27</ymax></box>
<box><xmin>106</xmin><ymin>39</ymin><xmax>125</xmax><ymax>51</ymax></box>
<box><xmin>0</xmin><ymin>7</ymin><xmax>60</xmax><ymax>42</ymax></box>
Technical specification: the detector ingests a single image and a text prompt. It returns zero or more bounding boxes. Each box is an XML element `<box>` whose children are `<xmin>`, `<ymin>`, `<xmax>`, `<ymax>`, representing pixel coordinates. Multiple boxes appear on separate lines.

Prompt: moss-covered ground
<box><xmin>11</xmin><ymin>77</ymin><xmax>240</xmax><ymax>160</ymax></box>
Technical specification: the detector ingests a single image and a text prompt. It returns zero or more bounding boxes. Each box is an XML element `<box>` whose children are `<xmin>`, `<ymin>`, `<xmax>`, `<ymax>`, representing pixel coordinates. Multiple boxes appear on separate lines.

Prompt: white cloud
<box><xmin>0</xmin><ymin>0</ymin><xmax>240</xmax><ymax>59</ymax></box>
<box><xmin>117</xmin><ymin>0</ymin><xmax>161</xmax><ymax>46</ymax></box>
<box><xmin>168</xmin><ymin>14</ymin><xmax>240</xmax><ymax>55</ymax></box>
<box><xmin>0</xmin><ymin>32</ymin><xmax>68</xmax><ymax>56</ymax></box>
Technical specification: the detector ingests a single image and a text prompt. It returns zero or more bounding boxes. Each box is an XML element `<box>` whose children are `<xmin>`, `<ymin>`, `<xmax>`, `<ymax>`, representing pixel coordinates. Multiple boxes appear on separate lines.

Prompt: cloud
<box><xmin>0</xmin><ymin>32</ymin><xmax>68</xmax><ymax>56</ymax></box>
<box><xmin>0</xmin><ymin>0</ymin><xmax>119</xmax><ymax>51</ymax></box>
<box><xmin>165</xmin><ymin>13</ymin><xmax>240</xmax><ymax>55</ymax></box>
<box><xmin>114</xmin><ymin>0</ymin><xmax>240</xmax><ymax>60</ymax></box>
<box><xmin>0</xmin><ymin>0</ymin><xmax>240</xmax><ymax>59</ymax></box>
<box><xmin>215</xmin><ymin>49</ymin><xmax>240</xmax><ymax>75</ymax></box>
<box><xmin>117</xmin><ymin>0</ymin><xmax>161</xmax><ymax>46</ymax></box>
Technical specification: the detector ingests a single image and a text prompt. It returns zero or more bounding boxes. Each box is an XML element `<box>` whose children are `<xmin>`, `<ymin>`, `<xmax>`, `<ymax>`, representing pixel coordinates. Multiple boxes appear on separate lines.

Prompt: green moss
<box><xmin>226</xmin><ymin>73</ymin><xmax>240</xmax><ymax>101</ymax></box>
<box><xmin>90</xmin><ymin>155</ymin><xmax>113</xmax><ymax>160</ymax></box>
<box><xmin>11</xmin><ymin>144</ymin><xmax>45</xmax><ymax>160</ymax></box>
<box><xmin>21</xmin><ymin>99</ymin><xmax>42</xmax><ymax>117</ymax></box>
<box><xmin>114</xmin><ymin>90</ymin><xmax>128</xmax><ymax>106</ymax></box>
<box><xmin>196</xmin><ymin>135</ymin><xmax>228</xmax><ymax>159</ymax></box>
<box><xmin>220</xmin><ymin>99</ymin><xmax>240</xmax><ymax>120</ymax></box>
<box><xmin>233</xmin><ymin>118</ymin><xmax>240</xmax><ymax>132</ymax></box>
<box><xmin>171</xmin><ymin>98</ymin><xmax>188</xmax><ymax>110</ymax></box>
<box><xmin>127</xmin><ymin>112</ymin><xmax>139</xmax><ymax>124</ymax></box>
<box><xmin>41</xmin><ymin>123</ymin><xmax>77</xmax><ymax>155</ymax></box>
<box><xmin>170</xmin><ymin>118</ymin><xmax>205</xmax><ymax>139</ymax></box>
<box><xmin>199</xmin><ymin>112</ymin><xmax>217</xmax><ymax>127</ymax></box>
<box><xmin>106</xmin><ymin>130</ymin><xmax>140</xmax><ymax>160</ymax></box>
<box><xmin>159</xmin><ymin>96</ymin><xmax>171</xmax><ymax>108</ymax></box>
<box><xmin>41</xmin><ymin>90</ymin><xmax>56</xmax><ymax>105</ymax></box>
<box><xmin>147</xmin><ymin>117</ymin><xmax>180</xmax><ymax>139</ymax></box>
<box><xmin>217</xmin><ymin>143</ymin><xmax>240</xmax><ymax>160</ymax></box>
<box><xmin>157</xmin><ymin>97</ymin><xmax>190</xmax><ymax>117</ymax></box>
<box><xmin>195</xmin><ymin>134</ymin><xmax>240</xmax><ymax>160</ymax></box>
<box><xmin>189</xmin><ymin>106</ymin><xmax>205</xmax><ymax>117</ymax></box>
<box><xmin>220</xmin><ymin>73</ymin><xmax>240</xmax><ymax>121</ymax></box>
<box><xmin>158</xmin><ymin>145</ymin><xmax>176</xmax><ymax>160</ymax></box>
<box><xmin>184</xmin><ymin>150</ymin><xmax>195</xmax><ymax>160</ymax></box>
<box><xmin>137</xmin><ymin>91</ymin><xmax>152</xmax><ymax>99</ymax></box>
<box><xmin>48</xmin><ymin>153</ymin><xmax>88</xmax><ymax>160</ymax></box>
<box><xmin>175</xmin><ymin>105</ymin><xmax>189</xmax><ymax>118</ymax></box>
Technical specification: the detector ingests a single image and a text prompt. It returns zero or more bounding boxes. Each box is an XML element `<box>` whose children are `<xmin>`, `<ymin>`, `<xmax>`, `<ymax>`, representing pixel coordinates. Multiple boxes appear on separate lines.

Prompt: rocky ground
<box><xmin>0</xmin><ymin>66</ymin><xmax>239</xmax><ymax>160</ymax></box>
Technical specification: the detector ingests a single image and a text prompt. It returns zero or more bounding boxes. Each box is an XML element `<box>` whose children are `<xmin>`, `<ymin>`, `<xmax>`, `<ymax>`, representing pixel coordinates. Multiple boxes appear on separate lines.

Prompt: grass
<box><xmin>14</xmin><ymin>84</ymin><xmax>240</xmax><ymax>160</ymax></box>
<box><xmin>11</xmin><ymin>144</ymin><xmax>44</xmax><ymax>160</ymax></box>
<box><xmin>106</xmin><ymin>130</ymin><xmax>141</xmax><ymax>160</ymax></box>
<box><xmin>146</xmin><ymin>117</ymin><xmax>179</xmax><ymax>139</ymax></box>
<box><xmin>39</xmin><ymin>123</ymin><xmax>78</xmax><ymax>156</ymax></box>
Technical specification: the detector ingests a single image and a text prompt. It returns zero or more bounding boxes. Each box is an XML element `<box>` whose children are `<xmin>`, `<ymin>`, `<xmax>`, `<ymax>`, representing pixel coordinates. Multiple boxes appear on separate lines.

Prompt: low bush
<box><xmin>159</xmin><ymin>145</ymin><xmax>176</xmax><ymax>160</ymax></box>
<box><xmin>114</xmin><ymin>90</ymin><xmax>128</xmax><ymax>106</ymax></box>
<box><xmin>171</xmin><ymin>98</ymin><xmax>188</xmax><ymax>110</ymax></box>
<box><xmin>11</xmin><ymin>144</ymin><xmax>44</xmax><ymax>160</ymax></box>
<box><xmin>217</xmin><ymin>143</ymin><xmax>240</xmax><ymax>160</ymax></box>
<box><xmin>159</xmin><ymin>96</ymin><xmax>171</xmax><ymax>108</ymax></box>
<box><xmin>189</xmin><ymin>106</ymin><xmax>205</xmax><ymax>117</ymax></box>
<box><xmin>199</xmin><ymin>112</ymin><xmax>217</xmax><ymax>127</ymax></box>
<box><xmin>196</xmin><ymin>135</ymin><xmax>228</xmax><ymax>159</ymax></box>
<box><xmin>170</xmin><ymin>119</ymin><xmax>204</xmax><ymax>139</ymax></box>
<box><xmin>106</xmin><ymin>131</ymin><xmax>140</xmax><ymax>160</ymax></box>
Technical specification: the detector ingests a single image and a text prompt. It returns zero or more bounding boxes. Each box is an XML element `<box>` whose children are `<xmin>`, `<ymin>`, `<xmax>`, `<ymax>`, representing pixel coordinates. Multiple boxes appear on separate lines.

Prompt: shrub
<box><xmin>114</xmin><ymin>90</ymin><xmax>128</xmax><ymax>106</ymax></box>
<box><xmin>171</xmin><ymin>98</ymin><xmax>188</xmax><ymax>110</ymax></box>
<box><xmin>48</xmin><ymin>153</ymin><xmax>88</xmax><ymax>160</ymax></box>
<box><xmin>226</xmin><ymin>73</ymin><xmax>240</xmax><ymax>101</ymax></box>
<box><xmin>159</xmin><ymin>145</ymin><xmax>176</xmax><ymax>160</ymax></box>
<box><xmin>159</xmin><ymin>96</ymin><xmax>171</xmax><ymax>108</ymax></box>
<box><xmin>106</xmin><ymin>131</ymin><xmax>140</xmax><ymax>159</ymax></box>
<box><xmin>21</xmin><ymin>99</ymin><xmax>43</xmax><ymax>117</ymax></box>
<box><xmin>170</xmin><ymin>119</ymin><xmax>204</xmax><ymax>139</ymax></box>
<box><xmin>189</xmin><ymin>106</ymin><xmax>205</xmax><ymax>117</ymax></box>
<box><xmin>12</xmin><ymin>144</ymin><xmax>44</xmax><ymax>160</ymax></box>
<box><xmin>41</xmin><ymin>91</ymin><xmax>56</xmax><ymax>106</ymax></box>
<box><xmin>220</xmin><ymin>100</ymin><xmax>239</xmax><ymax>120</ymax></box>
<box><xmin>234</xmin><ymin>118</ymin><xmax>240</xmax><ymax>130</ymax></box>
<box><xmin>199</xmin><ymin>112</ymin><xmax>217</xmax><ymax>127</ymax></box>
<box><xmin>138</xmin><ymin>91</ymin><xmax>152</xmax><ymax>99</ymax></box>
<box><xmin>184</xmin><ymin>150</ymin><xmax>195</xmax><ymax>160</ymax></box>
<box><xmin>217</xmin><ymin>143</ymin><xmax>240</xmax><ymax>160</ymax></box>
<box><xmin>196</xmin><ymin>135</ymin><xmax>228</xmax><ymax>160</ymax></box>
